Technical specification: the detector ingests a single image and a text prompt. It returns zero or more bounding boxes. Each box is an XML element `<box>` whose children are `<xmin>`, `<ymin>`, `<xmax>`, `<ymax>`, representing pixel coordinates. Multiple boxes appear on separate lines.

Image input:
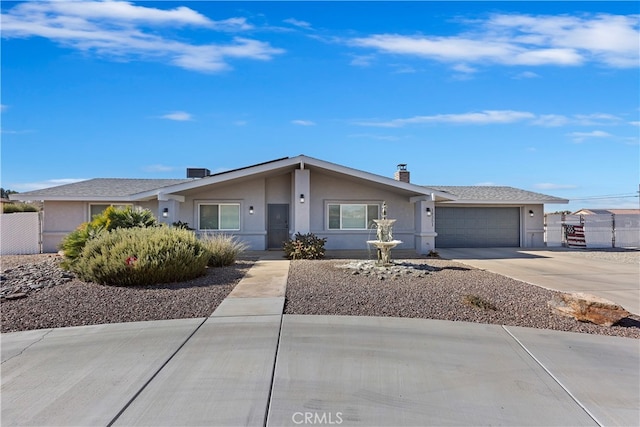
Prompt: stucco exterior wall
<box><xmin>308</xmin><ymin>171</ymin><xmax>416</xmax><ymax>250</ymax></box>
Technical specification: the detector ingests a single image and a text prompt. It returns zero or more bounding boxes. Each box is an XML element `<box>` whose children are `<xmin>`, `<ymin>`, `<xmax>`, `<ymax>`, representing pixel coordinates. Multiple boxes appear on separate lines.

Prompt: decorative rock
<box><xmin>549</xmin><ymin>292</ymin><xmax>630</xmax><ymax>327</ymax></box>
<box><xmin>1</xmin><ymin>257</ymin><xmax>74</xmax><ymax>302</ymax></box>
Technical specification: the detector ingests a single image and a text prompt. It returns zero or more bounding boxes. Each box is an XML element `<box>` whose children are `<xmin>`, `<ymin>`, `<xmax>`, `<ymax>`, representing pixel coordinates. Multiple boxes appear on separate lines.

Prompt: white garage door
<box><xmin>435</xmin><ymin>207</ymin><xmax>520</xmax><ymax>248</ymax></box>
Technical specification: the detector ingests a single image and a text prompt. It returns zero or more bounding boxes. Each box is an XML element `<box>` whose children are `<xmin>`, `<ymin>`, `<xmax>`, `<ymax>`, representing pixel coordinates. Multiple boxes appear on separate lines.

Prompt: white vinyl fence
<box><xmin>0</xmin><ymin>212</ymin><xmax>42</xmax><ymax>255</ymax></box>
<box><xmin>545</xmin><ymin>213</ymin><xmax>640</xmax><ymax>249</ymax></box>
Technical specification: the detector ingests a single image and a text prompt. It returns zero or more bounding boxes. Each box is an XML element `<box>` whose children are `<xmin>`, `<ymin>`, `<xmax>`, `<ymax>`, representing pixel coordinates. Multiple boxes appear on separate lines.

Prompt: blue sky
<box><xmin>1</xmin><ymin>1</ymin><xmax>639</xmax><ymax>212</ymax></box>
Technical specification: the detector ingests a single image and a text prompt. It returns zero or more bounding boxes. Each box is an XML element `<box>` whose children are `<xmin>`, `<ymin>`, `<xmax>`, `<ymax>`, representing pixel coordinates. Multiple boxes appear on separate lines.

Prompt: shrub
<box><xmin>59</xmin><ymin>206</ymin><xmax>157</xmax><ymax>269</ymax></box>
<box><xmin>283</xmin><ymin>232</ymin><xmax>327</xmax><ymax>260</ymax></box>
<box><xmin>72</xmin><ymin>227</ymin><xmax>210</xmax><ymax>286</ymax></box>
<box><xmin>106</xmin><ymin>206</ymin><xmax>157</xmax><ymax>229</ymax></box>
<box><xmin>60</xmin><ymin>222</ymin><xmax>106</xmax><ymax>270</ymax></box>
<box><xmin>3</xmin><ymin>203</ymin><xmax>39</xmax><ymax>213</ymax></box>
<box><xmin>201</xmin><ymin>233</ymin><xmax>248</xmax><ymax>267</ymax></box>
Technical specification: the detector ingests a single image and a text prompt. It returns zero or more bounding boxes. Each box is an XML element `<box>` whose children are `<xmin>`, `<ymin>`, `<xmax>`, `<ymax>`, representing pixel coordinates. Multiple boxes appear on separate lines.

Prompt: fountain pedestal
<box><xmin>366</xmin><ymin>239</ymin><xmax>402</xmax><ymax>266</ymax></box>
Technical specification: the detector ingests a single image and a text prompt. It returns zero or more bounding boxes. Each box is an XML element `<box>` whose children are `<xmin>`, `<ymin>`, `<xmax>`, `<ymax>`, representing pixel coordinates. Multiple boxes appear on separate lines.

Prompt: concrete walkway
<box><xmin>2</xmin><ymin>254</ymin><xmax>639</xmax><ymax>426</ymax></box>
<box><xmin>437</xmin><ymin>247</ymin><xmax>640</xmax><ymax>315</ymax></box>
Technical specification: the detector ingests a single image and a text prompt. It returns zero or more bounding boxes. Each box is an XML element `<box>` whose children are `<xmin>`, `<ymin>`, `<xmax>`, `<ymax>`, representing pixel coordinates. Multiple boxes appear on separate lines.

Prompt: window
<box><xmin>89</xmin><ymin>204</ymin><xmax>130</xmax><ymax>219</ymax></box>
<box><xmin>328</xmin><ymin>203</ymin><xmax>379</xmax><ymax>230</ymax></box>
<box><xmin>198</xmin><ymin>203</ymin><xmax>240</xmax><ymax>230</ymax></box>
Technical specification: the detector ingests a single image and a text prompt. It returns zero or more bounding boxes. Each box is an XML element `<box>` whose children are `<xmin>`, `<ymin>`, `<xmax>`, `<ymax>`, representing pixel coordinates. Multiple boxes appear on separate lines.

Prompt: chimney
<box><xmin>394</xmin><ymin>164</ymin><xmax>410</xmax><ymax>183</ymax></box>
<box><xmin>187</xmin><ymin>168</ymin><xmax>211</xmax><ymax>178</ymax></box>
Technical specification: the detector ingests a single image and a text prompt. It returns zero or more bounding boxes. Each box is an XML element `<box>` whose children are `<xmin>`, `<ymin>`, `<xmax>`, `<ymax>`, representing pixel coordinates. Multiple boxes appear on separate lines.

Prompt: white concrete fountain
<box><xmin>367</xmin><ymin>202</ymin><xmax>402</xmax><ymax>266</ymax></box>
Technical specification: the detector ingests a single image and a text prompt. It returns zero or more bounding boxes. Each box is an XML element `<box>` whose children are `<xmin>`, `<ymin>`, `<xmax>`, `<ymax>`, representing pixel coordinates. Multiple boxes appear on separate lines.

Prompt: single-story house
<box><xmin>10</xmin><ymin>155</ymin><xmax>568</xmax><ymax>253</ymax></box>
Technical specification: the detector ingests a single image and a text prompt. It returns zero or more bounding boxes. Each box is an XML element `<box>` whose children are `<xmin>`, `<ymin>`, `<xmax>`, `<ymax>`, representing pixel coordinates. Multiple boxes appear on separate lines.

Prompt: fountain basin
<box><xmin>367</xmin><ymin>240</ymin><xmax>402</xmax><ymax>266</ymax></box>
<box><xmin>366</xmin><ymin>240</ymin><xmax>402</xmax><ymax>249</ymax></box>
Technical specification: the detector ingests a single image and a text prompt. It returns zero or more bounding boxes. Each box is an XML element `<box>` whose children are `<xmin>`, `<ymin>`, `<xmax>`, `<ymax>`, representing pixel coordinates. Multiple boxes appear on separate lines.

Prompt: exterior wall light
<box><xmin>162</xmin><ymin>208</ymin><xmax>169</xmax><ymax>218</ymax></box>
<box><xmin>300</xmin><ymin>194</ymin><xmax>305</xmax><ymax>203</ymax></box>
<box><xmin>426</xmin><ymin>207</ymin><xmax>432</xmax><ymax>216</ymax></box>
<box><xmin>529</xmin><ymin>210</ymin><xmax>534</xmax><ymax>217</ymax></box>
<box><xmin>249</xmin><ymin>206</ymin><xmax>254</xmax><ymax>215</ymax></box>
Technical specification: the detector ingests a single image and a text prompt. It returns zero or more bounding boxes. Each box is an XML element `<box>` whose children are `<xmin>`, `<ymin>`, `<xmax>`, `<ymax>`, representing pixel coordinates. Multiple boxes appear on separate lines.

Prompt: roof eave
<box><xmin>438</xmin><ymin>199</ymin><xmax>569</xmax><ymax>205</ymax></box>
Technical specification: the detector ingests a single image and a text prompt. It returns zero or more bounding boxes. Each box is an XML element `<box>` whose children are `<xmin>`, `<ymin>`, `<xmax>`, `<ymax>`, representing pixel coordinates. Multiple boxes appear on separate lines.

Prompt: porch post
<box><xmin>294</xmin><ymin>169</ymin><xmax>310</xmax><ymax>234</ymax></box>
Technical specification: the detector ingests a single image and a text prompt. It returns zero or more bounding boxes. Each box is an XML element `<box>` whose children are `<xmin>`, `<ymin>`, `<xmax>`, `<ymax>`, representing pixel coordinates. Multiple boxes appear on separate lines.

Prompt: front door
<box><xmin>267</xmin><ymin>204</ymin><xmax>289</xmax><ymax>249</ymax></box>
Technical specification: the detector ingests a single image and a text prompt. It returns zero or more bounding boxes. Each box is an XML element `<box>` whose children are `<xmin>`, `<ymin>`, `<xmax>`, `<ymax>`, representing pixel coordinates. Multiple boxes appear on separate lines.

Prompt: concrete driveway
<box><xmin>437</xmin><ymin>247</ymin><xmax>640</xmax><ymax>315</ymax></box>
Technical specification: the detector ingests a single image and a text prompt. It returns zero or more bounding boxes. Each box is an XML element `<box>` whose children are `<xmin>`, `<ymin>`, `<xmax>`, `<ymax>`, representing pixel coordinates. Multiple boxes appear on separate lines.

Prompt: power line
<box><xmin>568</xmin><ymin>194</ymin><xmax>639</xmax><ymax>201</ymax></box>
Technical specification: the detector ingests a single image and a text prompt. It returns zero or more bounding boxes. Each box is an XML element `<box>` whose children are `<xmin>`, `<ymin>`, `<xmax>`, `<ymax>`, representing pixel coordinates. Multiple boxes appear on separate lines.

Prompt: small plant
<box><xmin>426</xmin><ymin>250</ymin><xmax>440</xmax><ymax>258</ymax></box>
<box><xmin>172</xmin><ymin>221</ymin><xmax>193</xmax><ymax>230</ymax></box>
<box><xmin>71</xmin><ymin>227</ymin><xmax>210</xmax><ymax>286</ymax></box>
<box><xmin>283</xmin><ymin>232</ymin><xmax>327</xmax><ymax>260</ymax></box>
<box><xmin>201</xmin><ymin>233</ymin><xmax>248</xmax><ymax>267</ymax></box>
<box><xmin>463</xmin><ymin>294</ymin><xmax>498</xmax><ymax>311</ymax></box>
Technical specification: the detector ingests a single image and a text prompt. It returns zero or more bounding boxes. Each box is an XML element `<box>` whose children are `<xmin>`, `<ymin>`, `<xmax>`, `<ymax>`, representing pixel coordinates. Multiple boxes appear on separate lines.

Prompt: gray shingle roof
<box><xmin>11</xmin><ymin>178</ymin><xmax>190</xmax><ymax>199</ymax></box>
<box><xmin>425</xmin><ymin>186</ymin><xmax>568</xmax><ymax>203</ymax></box>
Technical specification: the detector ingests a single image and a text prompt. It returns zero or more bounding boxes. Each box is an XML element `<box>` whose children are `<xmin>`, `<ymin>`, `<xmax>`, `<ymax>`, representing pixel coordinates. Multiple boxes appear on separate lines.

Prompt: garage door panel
<box><xmin>436</xmin><ymin>207</ymin><xmax>520</xmax><ymax>248</ymax></box>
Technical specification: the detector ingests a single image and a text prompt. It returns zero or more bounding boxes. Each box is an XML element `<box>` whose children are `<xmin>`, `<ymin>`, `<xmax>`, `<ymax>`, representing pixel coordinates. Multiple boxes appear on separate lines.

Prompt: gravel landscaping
<box><xmin>1</xmin><ymin>254</ymin><xmax>254</xmax><ymax>333</ymax></box>
<box><xmin>284</xmin><ymin>258</ymin><xmax>640</xmax><ymax>339</ymax></box>
<box><xmin>2</xmin><ymin>252</ymin><xmax>639</xmax><ymax>338</ymax></box>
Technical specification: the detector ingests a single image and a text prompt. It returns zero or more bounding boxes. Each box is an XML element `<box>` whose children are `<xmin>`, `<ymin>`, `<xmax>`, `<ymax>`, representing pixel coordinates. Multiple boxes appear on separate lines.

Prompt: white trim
<box><xmin>326</xmin><ymin>202</ymin><xmax>380</xmax><ymax>231</ymax></box>
<box><xmin>196</xmin><ymin>201</ymin><xmax>241</xmax><ymax>231</ymax></box>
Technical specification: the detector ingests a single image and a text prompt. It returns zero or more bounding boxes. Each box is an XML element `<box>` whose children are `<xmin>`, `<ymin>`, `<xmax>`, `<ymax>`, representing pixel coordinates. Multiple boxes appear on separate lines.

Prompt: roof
<box><xmin>426</xmin><ymin>186</ymin><xmax>569</xmax><ymax>204</ymax></box>
<box><xmin>9</xmin><ymin>178</ymin><xmax>190</xmax><ymax>201</ymax></box>
<box><xmin>9</xmin><ymin>156</ymin><xmax>567</xmax><ymax>205</ymax></box>
<box><xmin>572</xmin><ymin>208</ymin><xmax>640</xmax><ymax>215</ymax></box>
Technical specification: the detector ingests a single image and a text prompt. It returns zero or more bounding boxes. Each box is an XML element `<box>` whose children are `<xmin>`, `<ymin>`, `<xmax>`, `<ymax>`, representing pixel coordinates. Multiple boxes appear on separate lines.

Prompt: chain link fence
<box><xmin>545</xmin><ymin>213</ymin><xmax>640</xmax><ymax>248</ymax></box>
<box><xmin>0</xmin><ymin>212</ymin><xmax>42</xmax><ymax>255</ymax></box>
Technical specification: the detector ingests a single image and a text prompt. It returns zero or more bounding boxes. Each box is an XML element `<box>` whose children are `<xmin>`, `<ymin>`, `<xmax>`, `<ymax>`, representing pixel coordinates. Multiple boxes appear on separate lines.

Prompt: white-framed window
<box><xmin>198</xmin><ymin>203</ymin><xmax>240</xmax><ymax>231</ymax></box>
<box><xmin>327</xmin><ymin>203</ymin><xmax>379</xmax><ymax>230</ymax></box>
<box><xmin>89</xmin><ymin>203</ymin><xmax>131</xmax><ymax>219</ymax></box>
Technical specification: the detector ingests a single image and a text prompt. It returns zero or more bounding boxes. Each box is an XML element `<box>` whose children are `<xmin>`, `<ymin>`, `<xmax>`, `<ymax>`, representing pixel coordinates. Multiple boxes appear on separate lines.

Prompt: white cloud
<box><xmin>629</xmin><ymin>121</ymin><xmax>640</xmax><ymax>126</ymax></box>
<box><xmin>0</xmin><ymin>104</ymin><xmax>7</xmax><ymax>112</ymax></box>
<box><xmin>355</xmin><ymin>110</ymin><xmax>535</xmax><ymax>127</ymax></box>
<box><xmin>292</xmin><ymin>119</ymin><xmax>316</xmax><ymax>126</ymax></box>
<box><xmin>0</xmin><ymin>1</ymin><xmax>282</xmax><ymax>73</ymax></box>
<box><xmin>350</xmin><ymin>54</ymin><xmax>375</xmax><ymax>67</ymax></box>
<box><xmin>283</xmin><ymin>18</ymin><xmax>311</xmax><ymax>29</ymax></box>
<box><xmin>452</xmin><ymin>63</ymin><xmax>477</xmax><ymax>74</ymax></box>
<box><xmin>568</xmin><ymin>130</ymin><xmax>612</xmax><ymax>143</ymax></box>
<box><xmin>531</xmin><ymin>114</ymin><xmax>570</xmax><ymax>127</ymax></box>
<box><xmin>161</xmin><ymin>111</ymin><xmax>193</xmax><ymax>121</ymax></box>
<box><xmin>354</xmin><ymin>110</ymin><xmax>629</xmax><ymax>129</ymax></box>
<box><xmin>348</xmin><ymin>13</ymin><xmax>639</xmax><ymax>69</ymax></box>
<box><xmin>534</xmin><ymin>183</ymin><xmax>578</xmax><ymax>190</ymax></box>
<box><xmin>513</xmin><ymin>71</ymin><xmax>541</xmax><ymax>79</ymax></box>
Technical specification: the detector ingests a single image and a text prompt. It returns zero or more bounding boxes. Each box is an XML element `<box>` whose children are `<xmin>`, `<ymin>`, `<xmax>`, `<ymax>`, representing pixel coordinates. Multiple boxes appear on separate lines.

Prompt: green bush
<box><xmin>201</xmin><ymin>233</ymin><xmax>248</xmax><ymax>267</ymax></box>
<box><xmin>283</xmin><ymin>232</ymin><xmax>327</xmax><ymax>260</ymax></box>
<box><xmin>106</xmin><ymin>205</ymin><xmax>157</xmax><ymax>229</ymax></box>
<box><xmin>60</xmin><ymin>206</ymin><xmax>157</xmax><ymax>269</ymax></box>
<box><xmin>3</xmin><ymin>203</ymin><xmax>39</xmax><ymax>213</ymax></box>
<box><xmin>72</xmin><ymin>227</ymin><xmax>210</xmax><ymax>286</ymax></box>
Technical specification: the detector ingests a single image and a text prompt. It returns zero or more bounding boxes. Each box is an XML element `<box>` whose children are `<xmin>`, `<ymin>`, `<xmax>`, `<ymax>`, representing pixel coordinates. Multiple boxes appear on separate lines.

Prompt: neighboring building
<box><xmin>9</xmin><ymin>155</ymin><xmax>568</xmax><ymax>253</ymax></box>
<box><xmin>572</xmin><ymin>208</ymin><xmax>640</xmax><ymax>216</ymax></box>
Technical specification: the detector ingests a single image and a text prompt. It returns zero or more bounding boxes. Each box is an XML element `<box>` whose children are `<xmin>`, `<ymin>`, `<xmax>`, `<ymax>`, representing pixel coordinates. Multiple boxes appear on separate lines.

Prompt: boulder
<box><xmin>549</xmin><ymin>292</ymin><xmax>630</xmax><ymax>327</ymax></box>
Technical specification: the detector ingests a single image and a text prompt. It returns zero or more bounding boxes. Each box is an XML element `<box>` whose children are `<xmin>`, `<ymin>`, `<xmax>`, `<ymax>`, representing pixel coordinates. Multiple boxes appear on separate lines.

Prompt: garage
<box><xmin>435</xmin><ymin>207</ymin><xmax>520</xmax><ymax>248</ymax></box>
